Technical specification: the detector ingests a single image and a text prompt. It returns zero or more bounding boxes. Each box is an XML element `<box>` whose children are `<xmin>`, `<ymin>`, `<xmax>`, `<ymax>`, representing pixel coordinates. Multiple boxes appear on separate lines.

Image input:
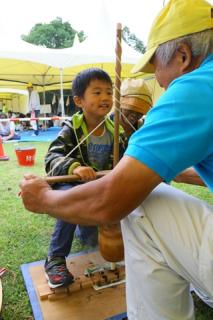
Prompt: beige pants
<box><xmin>121</xmin><ymin>183</ymin><xmax>213</xmax><ymax>320</ymax></box>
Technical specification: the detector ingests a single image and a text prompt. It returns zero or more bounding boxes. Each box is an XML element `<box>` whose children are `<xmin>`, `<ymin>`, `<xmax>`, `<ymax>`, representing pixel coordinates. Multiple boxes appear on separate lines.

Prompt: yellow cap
<box><xmin>26</xmin><ymin>82</ymin><xmax>33</xmax><ymax>88</ymax></box>
<box><xmin>120</xmin><ymin>78</ymin><xmax>152</xmax><ymax>115</ymax></box>
<box><xmin>132</xmin><ymin>0</ymin><xmax>213</xmax><ymax>73</ymax></box>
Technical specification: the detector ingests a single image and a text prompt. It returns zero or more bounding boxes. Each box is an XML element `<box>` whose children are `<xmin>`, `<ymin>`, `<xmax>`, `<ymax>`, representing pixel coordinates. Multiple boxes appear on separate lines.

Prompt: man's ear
<box><xmin>73</xmin><ymin>96</ymin><xmax>82</xmax><ymax>108</ymax></box>
<box><xmin>176</xmin><ymin>43</ymin><xmax>192</xmax><ymax>73</ymax></box>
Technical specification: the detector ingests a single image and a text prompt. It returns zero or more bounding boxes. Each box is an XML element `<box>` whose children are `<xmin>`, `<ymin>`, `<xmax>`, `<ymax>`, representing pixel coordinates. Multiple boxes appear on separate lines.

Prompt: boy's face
<box><xmin>74</xmin><ymin>79</ymin><xmax>113</xmax><ymax>119</ymax></box>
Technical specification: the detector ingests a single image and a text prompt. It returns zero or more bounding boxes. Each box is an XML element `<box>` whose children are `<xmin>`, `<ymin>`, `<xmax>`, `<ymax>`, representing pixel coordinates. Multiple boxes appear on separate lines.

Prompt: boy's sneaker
<box><xmin>44</xmin><ymin>256</ymin><xmax>74</xmax><ymax>289</ymax></box>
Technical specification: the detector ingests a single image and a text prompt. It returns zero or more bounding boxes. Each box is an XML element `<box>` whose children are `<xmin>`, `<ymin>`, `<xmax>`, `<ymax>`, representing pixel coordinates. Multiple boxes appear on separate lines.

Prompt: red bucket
<box><xmin>15</xmin><ymin>147</ymin><xmax>36</xmax><ymax>166</ymax></box>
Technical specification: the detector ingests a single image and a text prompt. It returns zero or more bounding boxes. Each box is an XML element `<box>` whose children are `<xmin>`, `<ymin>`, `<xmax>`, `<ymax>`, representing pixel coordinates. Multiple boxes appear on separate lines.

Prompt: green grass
<box><xmin>0</xmin><ymin>142</ymin><xmax>212</xmax><ymax>319</ymax></box>
<box><xmin>0</xmin><ymin>142</ymin><xmax>84</xmax><ymax>320</ymax></box>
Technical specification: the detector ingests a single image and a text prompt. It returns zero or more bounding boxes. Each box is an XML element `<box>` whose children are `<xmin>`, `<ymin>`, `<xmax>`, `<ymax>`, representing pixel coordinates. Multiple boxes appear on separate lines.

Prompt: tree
<box><xmin>22</xmin><ymin>17</ymin><xmax>86</xmax><ymax>49</ymax></box>
<box><xmin>122</xmin><ymin>26</ymin><xmax>146</xmax><ymax>54</ymax></box>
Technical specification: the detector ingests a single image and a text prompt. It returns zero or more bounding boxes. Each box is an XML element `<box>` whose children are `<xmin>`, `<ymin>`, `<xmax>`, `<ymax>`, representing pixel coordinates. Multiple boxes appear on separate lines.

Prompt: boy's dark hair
<box><xmin>72</xmin><ymin>68</ymin><xmax>113</xmax><ymax>97</ymax></box>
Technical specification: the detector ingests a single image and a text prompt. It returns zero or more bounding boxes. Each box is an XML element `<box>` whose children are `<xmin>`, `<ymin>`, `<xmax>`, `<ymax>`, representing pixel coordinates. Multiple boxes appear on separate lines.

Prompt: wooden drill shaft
<box><xmin>45</xmin><ymin>170</ymin><xmax>111</xmax><ymax>184</ymax></box>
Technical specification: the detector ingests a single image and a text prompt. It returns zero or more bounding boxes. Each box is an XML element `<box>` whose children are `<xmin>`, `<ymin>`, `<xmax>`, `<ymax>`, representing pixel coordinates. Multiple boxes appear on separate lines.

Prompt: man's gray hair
<box><xmin>155</xmin><ymin>29</ymin><xmax>213</xmax><ymax>65</ymax></box>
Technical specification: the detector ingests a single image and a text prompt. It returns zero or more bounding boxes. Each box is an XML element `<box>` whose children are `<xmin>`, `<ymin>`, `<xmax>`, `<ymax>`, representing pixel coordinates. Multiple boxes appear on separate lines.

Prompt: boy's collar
<box><xmin>72</xmin><ymin>111</ymin><xmax>124</xmax><ymax>135</ymax></box>
<box><xmin>72</xmin><ymin>112</ymin><xmax>84</xmax><ymax>129</ymax></box>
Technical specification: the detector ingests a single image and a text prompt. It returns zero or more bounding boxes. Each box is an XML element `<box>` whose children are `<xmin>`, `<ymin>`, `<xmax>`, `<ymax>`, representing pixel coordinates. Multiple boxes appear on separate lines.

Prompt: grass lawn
<box><xmin>0</xmin><ymin>141</ymin><xmax>212</xmax><ymax>319</ymax></box>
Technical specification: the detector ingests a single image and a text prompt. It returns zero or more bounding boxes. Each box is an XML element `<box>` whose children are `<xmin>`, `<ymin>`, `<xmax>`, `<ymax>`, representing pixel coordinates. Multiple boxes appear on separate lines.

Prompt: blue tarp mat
<box><xmin>18</xmin><ymin>127</ymin><xmax>61</xmax><ymax>142</ymax></box>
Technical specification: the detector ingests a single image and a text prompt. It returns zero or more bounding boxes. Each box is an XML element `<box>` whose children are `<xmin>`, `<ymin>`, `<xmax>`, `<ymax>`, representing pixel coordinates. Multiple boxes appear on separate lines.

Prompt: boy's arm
<box><xmin>173</xmin><ymin>168</ymin><xmax>206</xmax><ymax>187</ymax></box>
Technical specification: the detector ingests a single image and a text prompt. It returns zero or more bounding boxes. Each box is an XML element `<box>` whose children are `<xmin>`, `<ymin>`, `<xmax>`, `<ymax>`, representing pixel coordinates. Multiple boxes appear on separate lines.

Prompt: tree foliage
<box><xmin>122</xmin><ymin>26</ymin><xmax>146</xmax><ymax>54</ymax></box>
<box><xmin>22</xmin><ymin>17</ymin><xmax>86</xmax><ymax>49</ymax></box>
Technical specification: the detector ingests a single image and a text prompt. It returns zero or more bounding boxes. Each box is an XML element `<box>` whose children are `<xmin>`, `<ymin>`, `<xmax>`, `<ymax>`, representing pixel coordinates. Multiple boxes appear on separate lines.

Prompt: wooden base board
<box><xmin>29</xmin><ymin>251</ymin><xmax>126</xmax><ymax>320</ymax></box>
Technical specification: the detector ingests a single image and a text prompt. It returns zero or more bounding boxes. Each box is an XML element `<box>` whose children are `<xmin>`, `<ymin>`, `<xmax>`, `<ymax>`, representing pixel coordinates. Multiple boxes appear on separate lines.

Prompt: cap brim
<box><xmin>131</xmin><ymin>46</ymin><xmax>157</xmax><ymax>74</ymax></box>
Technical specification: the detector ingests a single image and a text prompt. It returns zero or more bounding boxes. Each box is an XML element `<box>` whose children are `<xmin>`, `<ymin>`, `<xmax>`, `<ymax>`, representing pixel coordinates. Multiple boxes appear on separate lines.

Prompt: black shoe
<box><xmin>44</xmin><ymin>256</ymin><xmax>74</xmax><ymax>289</ymax></box>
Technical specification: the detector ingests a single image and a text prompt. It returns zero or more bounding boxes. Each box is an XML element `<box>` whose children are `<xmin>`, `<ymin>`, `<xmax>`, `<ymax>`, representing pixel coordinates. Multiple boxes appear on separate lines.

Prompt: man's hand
<box><xmin>19</xmin><ymin>174</ymin><xmax>52</xmax><ymax>213</ymax></box>
<box><xmin>73</xmin><ymin>166</ymin><xmax>97</xmax><ymax>181</ymax></box>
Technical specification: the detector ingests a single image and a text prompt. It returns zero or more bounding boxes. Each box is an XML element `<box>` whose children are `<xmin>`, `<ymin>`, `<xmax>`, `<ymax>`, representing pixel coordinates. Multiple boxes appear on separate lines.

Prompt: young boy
<box><xmin>44</xmin><ymin>68</ymin><xmax>127</xmax><ymax>288</ymax></box>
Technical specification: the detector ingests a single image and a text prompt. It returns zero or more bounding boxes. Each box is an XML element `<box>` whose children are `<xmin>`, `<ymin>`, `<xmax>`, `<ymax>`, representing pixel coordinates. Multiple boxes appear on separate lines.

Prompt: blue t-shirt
<box><xmin>87</xmin><ymin>127</ymin><xmax>113</xmax><ymax>170</ymax></box>
<box><xmin>125</xmin><ymin>54</ymin><xmax>213</xmax><ymax>191</ymax></box>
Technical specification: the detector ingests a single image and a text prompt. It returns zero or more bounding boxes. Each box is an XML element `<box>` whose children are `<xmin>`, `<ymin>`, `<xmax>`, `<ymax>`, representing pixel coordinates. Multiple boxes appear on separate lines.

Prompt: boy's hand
<box><xmin>73</xmin><ymin>166</ymin><xmax>97</xmax><ymax>181</ymax></box>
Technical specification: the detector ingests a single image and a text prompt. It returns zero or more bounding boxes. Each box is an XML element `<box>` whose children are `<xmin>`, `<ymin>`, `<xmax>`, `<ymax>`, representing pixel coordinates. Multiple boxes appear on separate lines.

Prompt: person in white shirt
<box><xmin>0</xmin><ymin>113</ymin><xmax>20</xmax><ymax>141</ymax></box>
<box><xmin>27</xmin><ymin>83</ymin><xmax>41</xmax><ymax>136</ymax></box>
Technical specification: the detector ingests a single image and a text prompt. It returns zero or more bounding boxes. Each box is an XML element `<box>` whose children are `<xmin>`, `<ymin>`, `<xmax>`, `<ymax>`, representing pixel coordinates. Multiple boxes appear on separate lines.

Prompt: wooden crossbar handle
<box><xmin>45</xmin><ymin>170</ymin><xmax>111</xmax><ymax>184</ymax></box>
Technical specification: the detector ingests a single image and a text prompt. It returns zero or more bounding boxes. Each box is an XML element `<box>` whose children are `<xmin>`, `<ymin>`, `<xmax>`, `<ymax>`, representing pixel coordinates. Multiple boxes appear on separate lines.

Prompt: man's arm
<box><xmin>20</xmin><ymin>155</ymin><xmax>162</xmax><ymax>225</ymax></box>
<box><xmin>173</xmin><ymin>168</ymin><xmax>206</xmax><ymax>187</ymax></box>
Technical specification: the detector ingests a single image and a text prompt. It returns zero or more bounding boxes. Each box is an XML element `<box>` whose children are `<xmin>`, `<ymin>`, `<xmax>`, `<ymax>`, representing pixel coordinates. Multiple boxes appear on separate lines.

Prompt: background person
<box><xmin>26</xmin><ymin>82</ymin><xmax>40</xmax><ymax>136</ymax></box>
<box><xmin>7</xmin><ymin>110</ymin><xmax>13</xmax><ymax>118</ymax></box>
<box><xmin>119</xmin><ymin>78</ymin><xmax>152</xmax><ymax>138</ymax></box>
<box><xmin>110</xmin><ymin>78</ymin><xmax>152</xmax><ymax>138</ymax></box>
<box><xmin>0</xmin><ymin>113</ymin><xmax>20</xmax><ymax>141</ymax></box>
<box><xmin>20</xmin><ymin>0</ymin><xmax>213</xmax><ymax>319</ymax></box>
<box><xmin>2</xmin><ymin>103</ymin><xmax>8</xmax><ymax>114</ymax></box>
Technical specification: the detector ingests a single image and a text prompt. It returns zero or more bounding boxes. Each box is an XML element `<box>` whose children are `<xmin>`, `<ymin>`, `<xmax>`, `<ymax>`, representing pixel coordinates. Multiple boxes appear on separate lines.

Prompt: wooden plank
<box><xmin>29</xmin><ymin>252</ymin><xmax>126</xmax><ymax>320</ymax></box>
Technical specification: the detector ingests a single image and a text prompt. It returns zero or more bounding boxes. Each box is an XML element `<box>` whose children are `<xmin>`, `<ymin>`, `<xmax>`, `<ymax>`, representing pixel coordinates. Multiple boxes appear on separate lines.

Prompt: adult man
<box><xmin>27</xmin><ymin>82</ymin><xmax>40</xmax><ymax>136</ymax></box>
<box><xmin>20</xmin><ymin>0</ymin><xmax>213</xmax><ymax>319</ymax></box>
<box><xmin>119</xmin><ymin>78</ymin><xmax>152</xmax><ymax>138</ymax></box>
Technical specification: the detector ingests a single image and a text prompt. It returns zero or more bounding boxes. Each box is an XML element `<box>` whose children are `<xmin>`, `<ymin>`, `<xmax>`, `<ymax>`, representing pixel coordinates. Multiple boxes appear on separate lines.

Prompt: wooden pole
<box><xmin>98</xmin><ymin>23</ymin><xmax>124</xmax><ymax>267</ymax></box>
<box><xmin>113</xmin><ymin>23</ymin><xmax>122</xmax><ymax>167</ymax></box>
<box><xmin>59</xmin><ymin>68</ymin><xmax>65</xmax><ymax>117</ymax></box>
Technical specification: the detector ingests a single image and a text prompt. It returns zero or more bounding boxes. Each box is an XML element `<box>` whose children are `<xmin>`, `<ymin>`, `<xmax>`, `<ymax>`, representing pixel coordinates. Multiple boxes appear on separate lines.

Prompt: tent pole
<box><xmin>42</xmin><ymin>75</ymin><xmax>47</xmax><ymax>130</ymax></box>
<box><xmin>59</xmin><ymin>68</ymin><xmax>65</xmax><ymax>116</ymax></box>
<box><xmin>42</xmin><ymin>88</ymin><xmax>46</xmax><ymax>105</ymax></box>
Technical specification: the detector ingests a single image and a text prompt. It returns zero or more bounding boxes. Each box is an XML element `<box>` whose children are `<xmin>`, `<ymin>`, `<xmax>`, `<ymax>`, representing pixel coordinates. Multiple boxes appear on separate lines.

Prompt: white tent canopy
<box><xmin>0</xmin><ymin>88</ymin><xmax>28</xmax><ymax>113</ymax></box>
<box><xmin>0</xmin><ymin>24</ymin><xmax>140</xmax><ymax>88</ymax></box>
<box><xmin>60</xmin><ymin>28</ymin><xmax>140</xmax><ymax>68</ymax></box>
<box><xmin>0</xmin><ymin>37</ymin><xmax>73</xmax><ymax>90</ymax></box>
<box><xmin>0</xmin><ymin>4</ymin><xmax>143</xmax><ymax>115</ymax></box>
<box><xmin>0</xmin><ymin>24</ymin><xmax>141</xmax><ymax>115</ymax></box>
